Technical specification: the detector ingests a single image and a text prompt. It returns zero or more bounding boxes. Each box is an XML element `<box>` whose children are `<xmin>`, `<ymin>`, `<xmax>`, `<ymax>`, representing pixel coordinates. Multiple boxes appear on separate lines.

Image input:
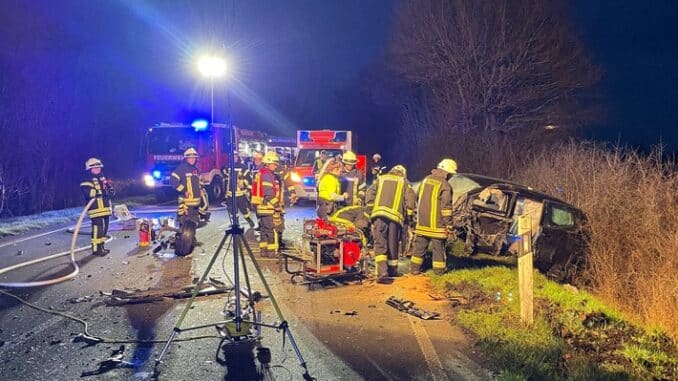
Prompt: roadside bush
<box><xmin>513</xmin><ymin>142</ymin><xmax>678</xmax><ymax>340</ymax></box>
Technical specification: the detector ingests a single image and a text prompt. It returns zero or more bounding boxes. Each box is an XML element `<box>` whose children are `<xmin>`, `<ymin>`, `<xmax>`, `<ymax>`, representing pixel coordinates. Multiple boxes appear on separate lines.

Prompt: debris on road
<box><xmin>102</xmin><ymin>280</ymin><xmax>232</xmax><ymax>306</ymax></box>
<box><xmin>80</xmin><ymin>345</ymin><xmax>133</xmax><ymax>377</ymax></box>
<box><xmin>386</xmin><ymin>296</ymin><xmax>440</xmax><ymax>320</ymax></box>
<box><xmin>67</xmin><ymin>295</ymin><xmax>93</xmax><ymax>304</ymax></box>
<box><xmin>344</xmin><ymin>310</ymin><xmax>358</xmax><ymax>316</ymax></box>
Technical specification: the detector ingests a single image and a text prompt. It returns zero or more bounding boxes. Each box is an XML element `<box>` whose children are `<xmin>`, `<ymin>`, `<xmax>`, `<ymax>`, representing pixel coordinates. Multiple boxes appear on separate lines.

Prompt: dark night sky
<box><xmin>1</xmin><ymin>0</ymin><xmax>676</xmax><ymax>155</ymax></box>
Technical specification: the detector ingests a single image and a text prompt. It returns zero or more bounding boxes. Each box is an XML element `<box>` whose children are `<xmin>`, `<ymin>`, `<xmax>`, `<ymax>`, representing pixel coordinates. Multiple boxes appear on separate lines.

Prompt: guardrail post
<box><xmin>517</xmin><ymin>214</ymin><xmax>534</xmax><ymax>326</ymax></box>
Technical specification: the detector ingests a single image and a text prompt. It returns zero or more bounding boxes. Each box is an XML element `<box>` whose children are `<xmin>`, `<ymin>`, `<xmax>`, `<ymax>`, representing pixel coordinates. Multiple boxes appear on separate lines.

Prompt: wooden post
<box><xmin>517</xmin><ymin>214</ymin><xmax>534</xmax><ymax>326</ymax></box>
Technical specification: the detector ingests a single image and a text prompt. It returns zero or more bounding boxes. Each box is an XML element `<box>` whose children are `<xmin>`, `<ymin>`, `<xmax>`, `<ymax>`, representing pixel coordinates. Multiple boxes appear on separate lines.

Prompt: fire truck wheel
<box><xmin>206</xmin><ymin>176</ymin><xmax>225</xmax><ymax>204</ymax></box>
<box><xmin>175</xmin><ymin>220</ymin><xmax>197</xmax><ymax>256</ymax></box>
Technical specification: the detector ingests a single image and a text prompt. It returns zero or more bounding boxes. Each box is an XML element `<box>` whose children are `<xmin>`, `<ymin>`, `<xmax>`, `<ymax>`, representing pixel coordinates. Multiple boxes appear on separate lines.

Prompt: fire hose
<box><xmin>0</xmin><ymin>198</ymin><xmax>116</xmax><ymax>288</ymax></box>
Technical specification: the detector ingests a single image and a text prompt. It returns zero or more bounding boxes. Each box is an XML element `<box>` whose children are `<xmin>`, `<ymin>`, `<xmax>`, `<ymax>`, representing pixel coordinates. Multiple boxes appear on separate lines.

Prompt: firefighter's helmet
<box><xmin>183</xmin><ymin>147</ymin><xmax>199</xmax><ymax>158</ymax></box>
<box><xmin>373</xmin><ymin>153</ymin><xmax>381</xmax><ymax>161</ymax></box>
<box><xmin>390</xmin><ymin>164</ymin><xmax>407</xmax><ymax>178</ymax></box>
<box><xmin>85</xmin><ymin>158</ymin><xmax>103</xmax><ymax>170</ymax></box>
<box><xmin>342</xmin><ymin>151</ymin><xmax>357</xmax><ymax>165</ymax></box>
<box><xmin>262</xmin><ymin>151</ymin><xmax>280</xmax><ymax>164</ymax></box>
<box><xmin>437</xmin><ymin>158</ymin><xmax>458</xmax><ymax>174</ymax></box>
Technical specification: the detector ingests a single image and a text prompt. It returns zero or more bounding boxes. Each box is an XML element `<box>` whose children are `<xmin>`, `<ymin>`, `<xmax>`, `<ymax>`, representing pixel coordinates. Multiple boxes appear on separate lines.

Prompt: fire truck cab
<box><xmin>142</xmin><ymin>122</ymin><xmax>268</xmax><ymax>203</ymax></box>
<box><xmin>290</xmin><ymin>130</ymin><xmax>366</xmax><ymax>200</ymax></box>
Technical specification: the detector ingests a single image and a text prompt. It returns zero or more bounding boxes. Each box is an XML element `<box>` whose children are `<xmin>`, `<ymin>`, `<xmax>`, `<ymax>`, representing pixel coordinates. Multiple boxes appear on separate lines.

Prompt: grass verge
<box><xmin>430</xmin><ymin>266</ymin><xmax>677</xmax><ymax>380</ymax></box>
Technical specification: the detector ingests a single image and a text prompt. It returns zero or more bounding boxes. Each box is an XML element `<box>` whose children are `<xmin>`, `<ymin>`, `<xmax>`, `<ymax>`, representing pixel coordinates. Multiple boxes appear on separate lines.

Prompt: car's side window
<box><xmin>471</xmin><ymin>187</ymin><xmax>510</xmax><ymax>215</ymax></box>
<box><xmin>547</xmin><ymin>204</ymin><xmax>575</xmax><ymax>227</ymax></box>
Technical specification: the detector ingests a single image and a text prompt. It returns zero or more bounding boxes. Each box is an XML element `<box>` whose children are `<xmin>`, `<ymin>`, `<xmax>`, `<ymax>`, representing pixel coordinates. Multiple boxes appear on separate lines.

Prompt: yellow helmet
<box><xmin>262</xmin><ymin>151</ymin><xmax>280</xmax><ymax>164</ymax></box>
<box><xmin>183</xmin><ymin>147</ymin><xmax>199</xmax><ymax>158</ymax></box>
<box><xmin>85</xmin><ymin>157</ymin><xmax>103</xmax><ymax>170</ymax></box>
<box><xmin>342</xmin><ymin>151</ymin><xmax>357</xmax><ymax>165</ymax></box>
<box><xmin>437</xmin><ymin>158</ymin><xmax>458</xmax><ymax>174</ymax></box>
<box><xmin>390</xmin><ymin>164</ymin><xmax>407</xmax><ymax>178</ymax></box>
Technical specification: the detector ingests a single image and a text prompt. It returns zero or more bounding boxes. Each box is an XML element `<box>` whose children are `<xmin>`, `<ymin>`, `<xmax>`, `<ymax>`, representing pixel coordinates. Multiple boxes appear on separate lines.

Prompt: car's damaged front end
<box><xmin>448</xmin><ymin>174</ymin><xmax>589</xmax><ymax>282</ymax></box>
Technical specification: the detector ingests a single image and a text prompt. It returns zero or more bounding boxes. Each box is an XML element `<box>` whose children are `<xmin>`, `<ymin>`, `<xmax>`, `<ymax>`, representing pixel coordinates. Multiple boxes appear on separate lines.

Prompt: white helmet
<box><xmin>183</xmin><ymin>147</ymin><xmax>199</xmax><ymax>158</ymax></box>
<box><xmin>372</xmin><ymin>153</ymin><xmax>381</xmax><ymax>161</ymax></box>
<box><xmin>437</xmin><ymin>158</ymin><xmax>458</xmax><ymax>174</ymax></box>
<box><xmin>85</xmin><ymin>158</ymin><xmax>103</xmax><ymax>170</ymax></box>
<box><xmin>390</xmin><ymin>164</ymin><xmax>407</xmax><ymax>179</ymax></box>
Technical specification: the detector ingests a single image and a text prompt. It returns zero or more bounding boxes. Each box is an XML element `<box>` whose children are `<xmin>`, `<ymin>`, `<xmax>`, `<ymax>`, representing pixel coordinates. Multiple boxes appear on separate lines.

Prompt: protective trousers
<box><xmin>410</xmin><ymin>235</ymin><xmax>446</xmax><ymax>275</ymax></box>
<box><xmin>226</xmin><ymin>195</ymin><xmax>255</xmax><ymax>227</ymax></box>
<box><xmin>91</xmin><ymin>216</ymin><xmax>109</xmax><ymax>253</ymax></box>
<box><xmin>372</xmin><ymin>217</ymin><xmax>401</xmax><ymax>278</ymax></box>
<box><xmin>178</xmin><ymin>202</ymin><xmax>199</xmax><ymax>225</ymax></box>
<box><xmin>257</xmin><ymin>214</ymin><xmax>277</xmax><ymax>257</ymax></box>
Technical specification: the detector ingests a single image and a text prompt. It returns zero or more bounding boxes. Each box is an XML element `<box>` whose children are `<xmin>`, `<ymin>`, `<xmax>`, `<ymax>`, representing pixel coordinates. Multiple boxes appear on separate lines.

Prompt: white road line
<box><xmin>408</xmin><ymin>316</ymin><xmax>448</xmax><ymax>381</ymax></box>
<box><xmin>0</xmin><ymin>227</ymin><xmax>69</xmax><ymax>249</ymax></box>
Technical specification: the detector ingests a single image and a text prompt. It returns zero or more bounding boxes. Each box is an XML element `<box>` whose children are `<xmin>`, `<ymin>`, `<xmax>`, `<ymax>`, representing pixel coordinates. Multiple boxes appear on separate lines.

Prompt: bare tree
<box><xmin>389</xmin><ymin>0</ymin><xmax>600</xmax><ymax>138</ymax></box>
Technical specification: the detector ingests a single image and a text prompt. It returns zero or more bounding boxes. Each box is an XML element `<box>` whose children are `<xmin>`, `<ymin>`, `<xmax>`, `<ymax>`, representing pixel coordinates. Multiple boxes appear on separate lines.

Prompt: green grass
<box><xmin>430</xmin><ymin>266</ymin><xmax>677</xmax><ymax>380</ymax></box>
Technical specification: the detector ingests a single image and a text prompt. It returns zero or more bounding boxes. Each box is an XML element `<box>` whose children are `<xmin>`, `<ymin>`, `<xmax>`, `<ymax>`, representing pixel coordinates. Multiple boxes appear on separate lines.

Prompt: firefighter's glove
<box><xmin>289</xmin><ymin>194</ymin><xmax>299</xmax><ymax>206</ymax></box>
<box><xmin>445</xmin><ymin>225</ymin><xmax>455</xmax><ymax>235</ymax></box>
<box><xmin>185</xmin><ymin>192</ymin><xmax>191</xmax><ymax>199</ymax></box>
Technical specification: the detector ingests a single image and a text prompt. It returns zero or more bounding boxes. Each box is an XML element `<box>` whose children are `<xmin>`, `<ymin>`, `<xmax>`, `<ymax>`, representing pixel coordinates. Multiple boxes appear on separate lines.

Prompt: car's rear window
<box><xmin>548</xmin><ymin>204</ymin><xmax>575</xmax><ymax>227</ymax></box>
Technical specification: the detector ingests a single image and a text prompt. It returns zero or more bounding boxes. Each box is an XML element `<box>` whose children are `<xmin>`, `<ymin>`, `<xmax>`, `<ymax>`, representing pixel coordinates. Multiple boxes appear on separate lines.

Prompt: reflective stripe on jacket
<box><xmin>80</xmin><ymin>175</ymin><xmax>112</xmax><ymax>218</ymax></box>
<box><xmin>415</xmin><ymin>171</ymin><xmax>453</xmax><ymax>239</ymax></box>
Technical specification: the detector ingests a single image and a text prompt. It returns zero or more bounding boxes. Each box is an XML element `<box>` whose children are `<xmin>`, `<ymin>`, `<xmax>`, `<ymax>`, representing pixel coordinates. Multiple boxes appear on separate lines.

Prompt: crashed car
<box><xmin>448</xmin><ymin>173</ymin><xmax>588</xmax><ymax>281</ymax></box>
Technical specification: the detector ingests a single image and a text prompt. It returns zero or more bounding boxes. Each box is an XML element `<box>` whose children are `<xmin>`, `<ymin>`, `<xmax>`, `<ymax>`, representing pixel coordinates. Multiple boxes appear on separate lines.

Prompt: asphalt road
<box><xmin>0</xmin><ymin>204</ymin><xmax>490</xmax><ymax>380</ymax></box>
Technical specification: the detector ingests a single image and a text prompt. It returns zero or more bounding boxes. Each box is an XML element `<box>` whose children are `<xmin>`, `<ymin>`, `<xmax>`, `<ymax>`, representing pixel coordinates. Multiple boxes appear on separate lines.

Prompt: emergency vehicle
<box><xmin>142</xmin><ymin>121</ymin><xmax>269</xmax><ymax>203</ymax></box>
<box><xmin>290</xmin><ymin>130</ymin><xmax>366</xmax><ymax>200</ymax></box>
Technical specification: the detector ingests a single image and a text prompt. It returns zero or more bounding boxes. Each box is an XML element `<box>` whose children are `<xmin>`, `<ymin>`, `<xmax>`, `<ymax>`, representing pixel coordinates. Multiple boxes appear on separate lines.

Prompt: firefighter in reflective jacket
<box><xmin>170</xmin><ymin>148</ymin><xmax>205</xmax><ymax>225</ymax></box>
<box><xmin>273</xmin><ymin>165</ymin><xmax>298</xmax><ymax>249</ymax></box>
<box><xmin>223</xmin><ymin>152</ymin><xmax>255</xmax><ymax>228</ymax></box>
<box><xmin>312</xmin><ymin>150</ymin><xmax>328</xmax><ymax>176</ymax></box>
<box><xmin>328</xmin><ymin>205</ymin><xmax>372</xmax><ymax>245</ymax></box>
<box><xmin>80</xmin><ymin>158</ymin><xmax>113</xmax><ymax>256</ymax></box>
<box><xmin>410</xmin><ymin>159</ymin><xmax>457</xmax><ymax>275</ymax></box>
<box><xmin>365</xmin><ymin>165</ymin><xmax>416</xmax><ymax>281</ymax></box>
<box><xmin>316</xmin><ymin>159</ymin><xmax>347</xmax><ymax>219</ymax></box>
<box><xmin>251</xmin><ymin>151</ymin><xmax>281</xmax><ymax>257</ymax></box>
<box><xmin>340</xmin><ymin>151</ymin><xmax>366</xmax><ymax>206</ymax></box>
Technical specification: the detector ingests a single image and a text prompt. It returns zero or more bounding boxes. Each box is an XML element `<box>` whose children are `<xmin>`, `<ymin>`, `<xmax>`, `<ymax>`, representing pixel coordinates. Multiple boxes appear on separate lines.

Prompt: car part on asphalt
<box><xmin>386</xmin><ymin>296</ymin><xmax>440</xmax><ymax>320</ymax></box>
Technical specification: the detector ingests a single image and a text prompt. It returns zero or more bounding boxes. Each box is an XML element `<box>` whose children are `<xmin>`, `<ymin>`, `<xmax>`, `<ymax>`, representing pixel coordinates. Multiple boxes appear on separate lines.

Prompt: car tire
<box><xmin>206</xmin><ymin>176</ymin><xmax>224</xmax><ymax>205</ymax></box>
<box><xmin>175</xmin><ymin>220</ymin><xmax>197</xmax><ymax>256</ymax></box>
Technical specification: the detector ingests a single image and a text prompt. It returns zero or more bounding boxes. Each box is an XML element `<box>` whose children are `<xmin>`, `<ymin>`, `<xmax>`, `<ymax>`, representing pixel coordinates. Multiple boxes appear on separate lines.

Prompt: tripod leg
<box><xmin>239</xmin><ymin>236</ymin><xmax>310</xmax><ymax>370</ymax></box>
<box><xmin>155</xmin><ymin>232</ymin><xmax>232</xmax><ymax>364</ymax></box>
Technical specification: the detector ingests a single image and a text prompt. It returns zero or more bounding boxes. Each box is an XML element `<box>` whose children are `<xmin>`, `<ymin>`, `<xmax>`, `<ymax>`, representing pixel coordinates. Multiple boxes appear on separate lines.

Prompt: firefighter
<box><xmin>223</xmin><ymin>152</ymin><xmax>255</xmax><ymax>228</ymax></box>
<box><xmin>247</xmin><ymin>151</ymin><xmax>264</xmax><ymax>214</ymax></box>
<box><xmin>409</xmin><ymin>158</ymin><xmax>457</xmax><ymax>275</ymax></box>
<box><xmin>365</xmin><ymin>164</ymin><xmax>416</xmax><ymax>282</ymax></box>
<box><xmin>312</xmin><ymin>150</ymin><xmax>328</xmax><ymax>176</ymax></box>
<box><xmin>370</xmin><ymin>153</ymin><xmax>386</xmax><ymax>184</ymax></box>
<box><xmin>316</xmin><ymin>159</ymin><xmax>347</xmax><ymax>219</ymax></box>
<box><xmin>251</xmin><ymin>151</ymin><xmax>282</xmax><ymax>257</ymax></box>
<box><xmin>80</xmin><ymin>158</ymin><xmax>114</xmax><ymax>256</ymax></box>
<box><xmin>273</xmin><ymin>163</ymin><xmax>299</xmax><ymax>250</ymax></box>
<box><xmin>170</xmin><ymin>148</ymin><xmax>204</xmax><ymax>226</ymax></box>
<box><xmin>340</xmin><ymin>151</ymin><xmax>366</xmax><ymax>206</ymax></box>
<box><xmin>328</xmin><ymin>205</ymin><xmax>372</xmax><ymax>245</ymax></box>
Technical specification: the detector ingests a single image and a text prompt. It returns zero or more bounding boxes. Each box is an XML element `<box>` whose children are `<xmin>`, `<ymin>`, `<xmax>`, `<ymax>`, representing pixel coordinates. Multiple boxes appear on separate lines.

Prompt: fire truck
<box><xmin>142</xmin><ymin>121</ymin><xmax>269</xmax><ymax>203</ymax></box>
<box><xmin>289</xmin><ymin>130</ymin><xmax>366</xmax><ymax>200</ymax></box>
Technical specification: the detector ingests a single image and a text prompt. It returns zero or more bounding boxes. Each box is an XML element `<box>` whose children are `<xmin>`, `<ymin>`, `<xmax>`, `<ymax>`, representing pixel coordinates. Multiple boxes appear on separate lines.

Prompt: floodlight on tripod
<box><xmin>154</xmin><ymin>53</ymin><xmax>314</xmax><ymax>380</ymax></box>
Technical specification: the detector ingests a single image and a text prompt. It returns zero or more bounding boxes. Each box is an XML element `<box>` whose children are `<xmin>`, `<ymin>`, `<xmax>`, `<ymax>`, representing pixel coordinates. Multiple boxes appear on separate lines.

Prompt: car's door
<box><xmin>534</xmin><ymin>200</ymin><xmax>587</xmax><ymax>277</ymax></box>
<box><xmin>467</xmin><ymin>188</ymin><xmax>516</xmax><ymax>252</ymax></box>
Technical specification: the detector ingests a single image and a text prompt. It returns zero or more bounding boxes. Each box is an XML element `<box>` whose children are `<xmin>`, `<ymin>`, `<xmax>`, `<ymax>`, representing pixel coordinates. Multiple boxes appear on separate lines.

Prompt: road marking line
<box><xmin>364</xmin><ymin>354</ymin><xmax>396</xmax><ymax>381</ymax></box>
<box><xmin>0</xmin><ymin>227</ymin><xmax>68</xmax><ymax>249</ymax></box>
<box><xmin>409</xmin><ymin>316</ymin><xmax>448</xmax><ymax>381</ymax></box>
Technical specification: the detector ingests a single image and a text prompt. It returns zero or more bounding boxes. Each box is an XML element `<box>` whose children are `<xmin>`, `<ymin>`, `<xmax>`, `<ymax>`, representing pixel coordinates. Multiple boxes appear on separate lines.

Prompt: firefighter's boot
<box><xmin>101</xmin><ymin>243</ymin><xmax>111</xmax><ymax>255</ymax></box>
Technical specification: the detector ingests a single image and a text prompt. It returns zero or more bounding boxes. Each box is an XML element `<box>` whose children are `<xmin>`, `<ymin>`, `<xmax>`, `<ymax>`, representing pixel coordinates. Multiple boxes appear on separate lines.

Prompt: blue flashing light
<box><xmin>302</xmin><ymin>177</ymin><xmax>315</xmax><ymax>186</ymax></box>
<box><xmin>152</xmin><ymin>170</ymin><xmax>162</xmax><ymax>179</ymax></box>
<box><xmin>191</xmin><ymin>119</ymin><xmax>209</xmax><ymax>131</ymax></box>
